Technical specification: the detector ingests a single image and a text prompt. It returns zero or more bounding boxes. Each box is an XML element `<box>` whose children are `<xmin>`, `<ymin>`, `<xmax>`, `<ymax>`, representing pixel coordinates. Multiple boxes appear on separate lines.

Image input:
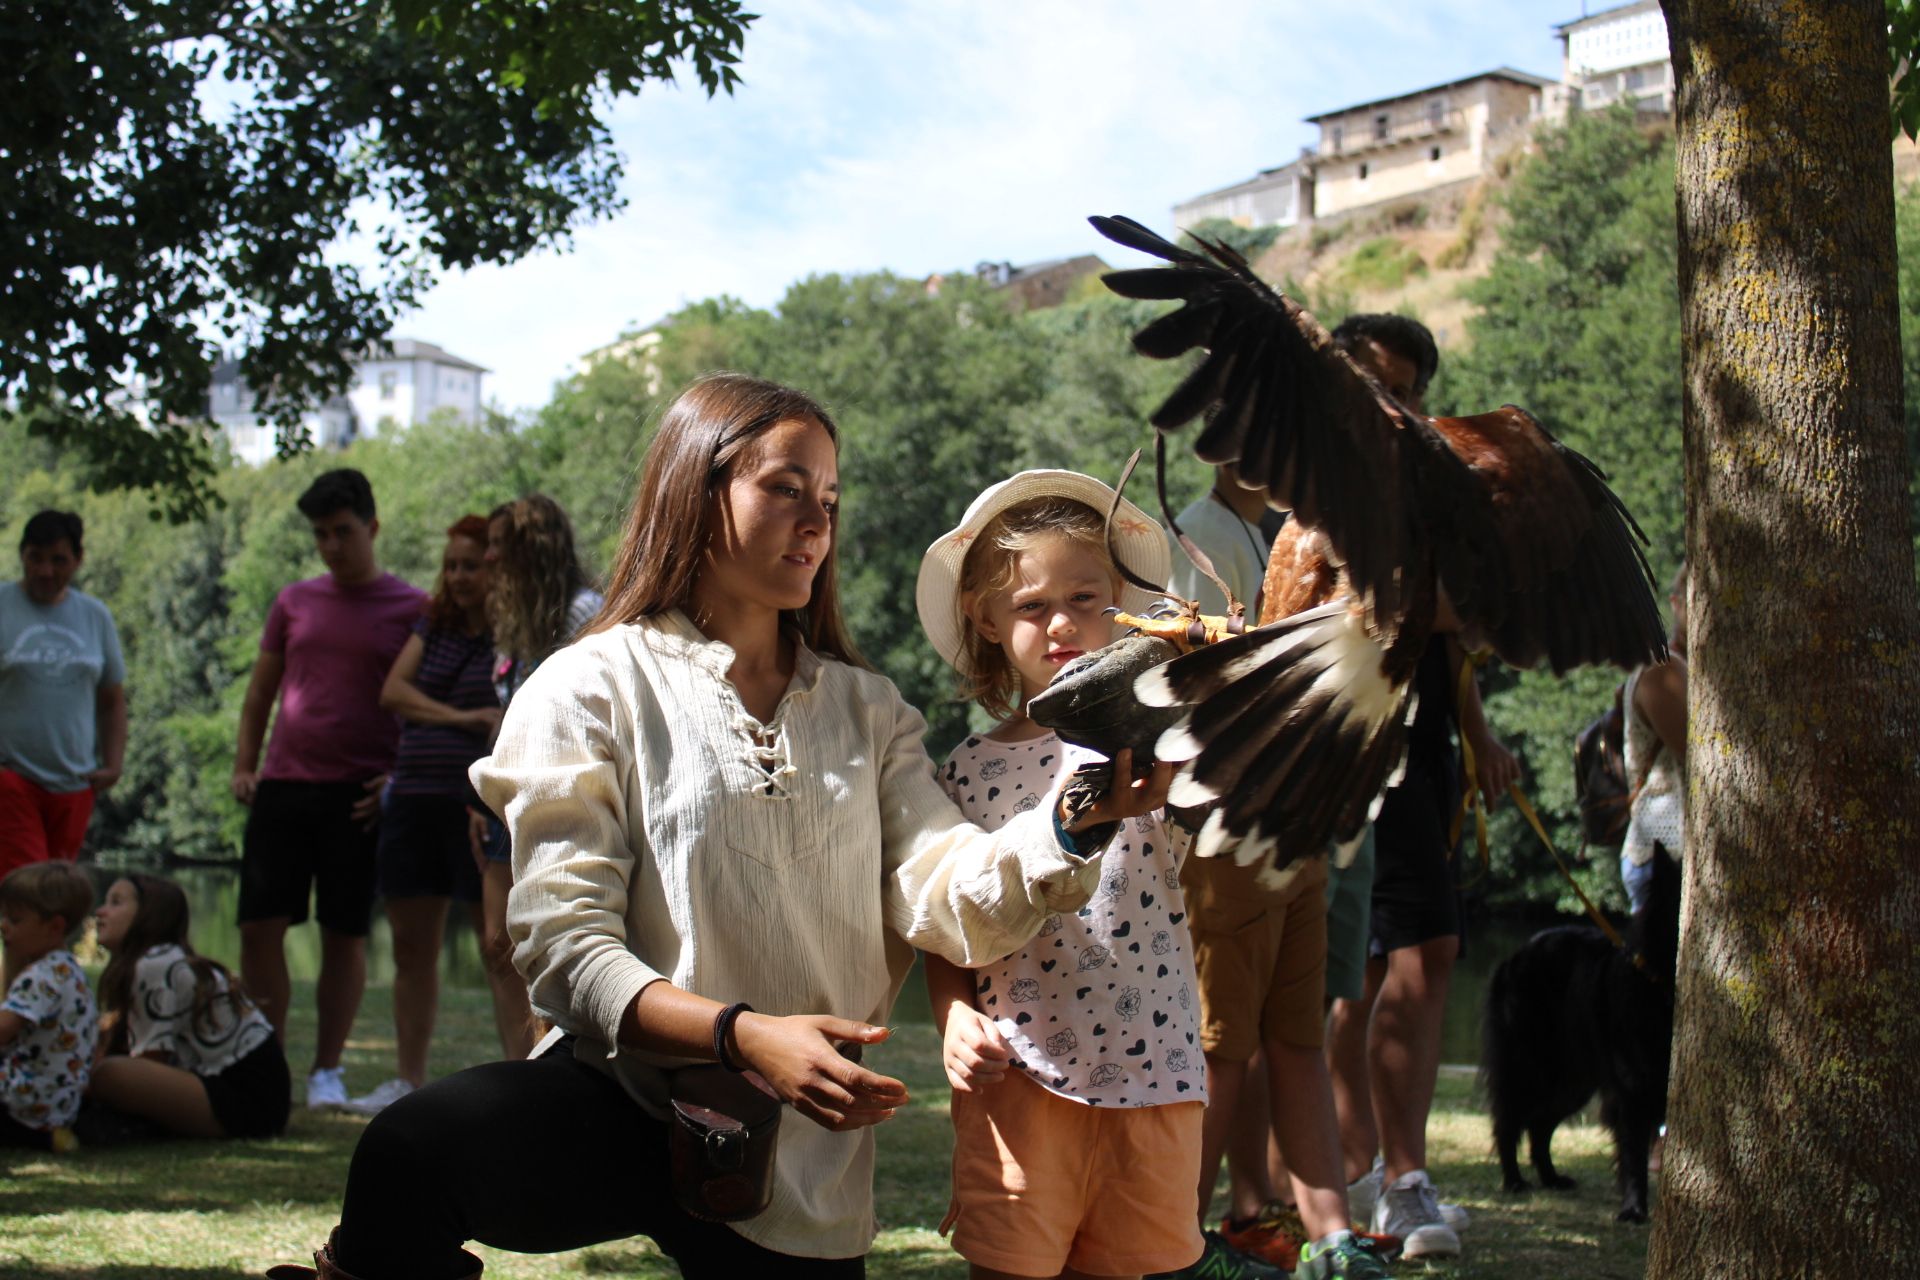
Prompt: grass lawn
<box><xmin>1</xmin><ymin>983</ymin><xmax>1652</xmax><ymax>1279</ymax></box>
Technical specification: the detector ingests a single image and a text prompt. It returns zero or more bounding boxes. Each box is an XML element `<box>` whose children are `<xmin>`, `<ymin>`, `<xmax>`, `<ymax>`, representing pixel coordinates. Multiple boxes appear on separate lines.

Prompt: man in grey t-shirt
<box><xmin>0</xmin><ymin>511</ymin><xmax>126</xmax><ymax>873</ymax></box>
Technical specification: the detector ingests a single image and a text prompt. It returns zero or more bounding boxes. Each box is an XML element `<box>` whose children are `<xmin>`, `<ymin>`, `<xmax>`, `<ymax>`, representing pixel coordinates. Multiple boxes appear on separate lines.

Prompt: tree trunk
<box><xmin>1650</xmin><ymin>2</ymin><xmax>1920</xmax><ymax>1274</ymax></box>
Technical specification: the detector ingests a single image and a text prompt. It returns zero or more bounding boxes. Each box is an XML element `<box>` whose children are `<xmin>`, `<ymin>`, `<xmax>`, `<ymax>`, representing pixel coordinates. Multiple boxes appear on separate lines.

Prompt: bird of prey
<box><xmin>1028</xmin><ymin>215</ymin><xmax>1667</xmax><ymax>883</ymax></box>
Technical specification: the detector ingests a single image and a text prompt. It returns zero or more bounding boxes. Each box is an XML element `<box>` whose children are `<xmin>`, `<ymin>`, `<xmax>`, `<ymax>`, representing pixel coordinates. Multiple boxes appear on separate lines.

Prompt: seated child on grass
<box><xmin>0</xmin><ymin>861</ymin><xmax>98</xmax><ymax>1151</ymax></box>
<box><xmin>89</xmin><ymin>874</ymin><xmax>290</xmax><ymax>1139</ymax></box>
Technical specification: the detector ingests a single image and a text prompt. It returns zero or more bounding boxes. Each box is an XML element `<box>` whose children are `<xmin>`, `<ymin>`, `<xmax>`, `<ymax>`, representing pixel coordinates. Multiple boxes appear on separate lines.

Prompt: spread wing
<box><xmin>1089</xmin><ymin>214</ymin><xmax>1665</xmax><ymax>673</ymax></box>
<box><xmin>1424</xmin><ymin>408</ymin><xmax>1665</xmax><ymax>672</ymax></box>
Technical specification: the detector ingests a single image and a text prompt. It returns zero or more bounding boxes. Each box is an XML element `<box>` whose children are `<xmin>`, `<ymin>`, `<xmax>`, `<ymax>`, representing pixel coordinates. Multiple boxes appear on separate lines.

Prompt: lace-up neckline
<box><xmin>736</xmin><ymin>709</ymin><xmax>798</xmax><ymax>800</ymax></box>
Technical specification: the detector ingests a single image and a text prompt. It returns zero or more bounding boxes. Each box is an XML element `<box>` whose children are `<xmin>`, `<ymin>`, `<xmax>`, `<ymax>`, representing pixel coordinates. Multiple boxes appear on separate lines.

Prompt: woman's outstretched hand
<box><xmin>731</xmin><ymin>1013</ymin><xmax>909</xmax><ymax>1132</ymax></box>
<box><xmin>1065</xmin><ymin>748</ymin><xmax>1174</xmax><ymax>833</ymax></box>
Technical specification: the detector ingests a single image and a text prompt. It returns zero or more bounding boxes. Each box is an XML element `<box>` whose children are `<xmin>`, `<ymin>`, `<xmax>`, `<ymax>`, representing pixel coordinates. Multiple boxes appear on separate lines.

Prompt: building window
<box><xmin>1359</xmin><ymin>162</ymin><xmax>1370</xmax><ymax>181</ymax></box>
<box><xmin>1428</xmin><ymin>98</ymin><xmax>1446</xmax><ymax>128</ymax></box>
<box><xmin>1429</xmin><ymin>145</ymin><xmax>1442</xmax><ymax>162</ymax></box>
<box><xmin>379</xmin><ymin>371</ymin><xmax>396</xmax><ymax>400</ymax></box>
<box><xmin>1373</xmin><ymin>113</ymin><xmax>1390</xmax><ymax>142</ymax></box>
<box><xmin>1626</xmin><ymin>67</ymin><xmax>1645</xmax><ymax>90</ymax></box>
<box><xmin>1331</xmin><ymin>125</ymin><xmax>1344</xmax><ymax>152</ymax></box>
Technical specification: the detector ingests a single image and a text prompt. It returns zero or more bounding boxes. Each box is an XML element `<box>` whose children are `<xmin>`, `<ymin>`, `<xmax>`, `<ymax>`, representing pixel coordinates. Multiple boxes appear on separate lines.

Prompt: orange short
<box><xmin>1185</xmin><ymin>854</ymin><xmax>1330</xmax><ymax>1059</ymax></box>
<box><xmin>945</xmin><ymin>1069</ymin><xmax>1204</xmax><ymax>1277</ymax></box>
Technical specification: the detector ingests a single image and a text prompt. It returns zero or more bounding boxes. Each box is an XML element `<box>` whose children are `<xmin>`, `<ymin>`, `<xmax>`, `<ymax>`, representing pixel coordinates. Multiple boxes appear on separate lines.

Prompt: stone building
<box><xmin>1306</xmin><ymin>68</ymin><xmax>1560</xmax><ymax>219</ymax></box>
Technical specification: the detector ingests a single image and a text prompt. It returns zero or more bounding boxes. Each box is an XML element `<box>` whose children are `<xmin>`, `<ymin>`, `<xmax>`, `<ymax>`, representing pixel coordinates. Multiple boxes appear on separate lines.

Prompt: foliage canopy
<box><xmin>0</xmin><ymin>0</ymin><xmax>754</xmax><ymax>518</ymax></box>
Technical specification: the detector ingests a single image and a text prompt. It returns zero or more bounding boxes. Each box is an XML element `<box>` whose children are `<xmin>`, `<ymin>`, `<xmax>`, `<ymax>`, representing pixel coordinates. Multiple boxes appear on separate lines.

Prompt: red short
<box><xmin>0</xmin><ymin>769</ymin><xmax>95</xmax><ymax>876</ymax></box>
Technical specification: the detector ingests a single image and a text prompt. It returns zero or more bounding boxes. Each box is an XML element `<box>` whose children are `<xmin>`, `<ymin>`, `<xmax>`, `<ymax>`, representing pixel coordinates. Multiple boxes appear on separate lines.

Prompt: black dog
<box><xmin>1481</xmin><ymin>843</ymin><xmax>1682</xmax><ymax>1223</ymax></box>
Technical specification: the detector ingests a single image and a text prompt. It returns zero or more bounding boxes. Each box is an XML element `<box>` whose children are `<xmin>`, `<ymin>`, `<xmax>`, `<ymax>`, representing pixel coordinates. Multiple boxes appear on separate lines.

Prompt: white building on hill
<box><xmin>1554</xmin><ymin>0</ymin><xmax>1673</xmax><ymax>114</ymax></box>
<box><xmin>209</xmin><ymin>338</ymin><xmax>489</xmax><ymax>466</ymax></box>
<box><xmin>1173</xmin><ymin>156</ymin><xmax>1314</xmax><ymax>233</ymax></box>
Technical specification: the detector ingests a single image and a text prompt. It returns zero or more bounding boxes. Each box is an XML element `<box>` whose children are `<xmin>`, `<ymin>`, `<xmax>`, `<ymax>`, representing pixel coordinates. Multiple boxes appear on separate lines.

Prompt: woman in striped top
<box><xmin>343</xmin><ymin>515</ymin><xmax>500</xmax><ymax>1116</ymax></box>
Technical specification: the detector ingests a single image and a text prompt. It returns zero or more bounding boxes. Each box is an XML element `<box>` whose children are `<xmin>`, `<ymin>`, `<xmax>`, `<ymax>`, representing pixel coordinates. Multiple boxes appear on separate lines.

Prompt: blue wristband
<box><xmin>1053</xmin><ymin>803</ymin><xmax>1113</xmax><ymax>858</ymax></box>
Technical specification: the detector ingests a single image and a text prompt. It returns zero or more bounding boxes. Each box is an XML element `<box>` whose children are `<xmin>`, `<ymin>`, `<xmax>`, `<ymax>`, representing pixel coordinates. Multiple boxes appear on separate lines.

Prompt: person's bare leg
<box><xmin>88</xmin><ymin>1056</ymin><xmax>224</xmax><ymax>1137</ymax></box>
<box><xmin>386</xmin><ymin>895</ymin><xmax>450</xmax><ymax>1084</ymax></box>
<box><xmin>1267</xmin><ymin>1040</ymin><xmax>1351</xmax><ymax>1241</ymax></box>
<box><xmin>969</xmin><ymin>1268</ymin><xmax>1141</xmax><ymax>1280</ymax></box>
<box><xmin>313</xmin><ymin>925</ymin><xmax>368</xmax><ymax>1072</ymax></box>
<box><xmin>239</xmin><ymin>917</ymin><xmax>292</xmax><ymax>1044</ymax></box>
<box><xmin>480</xmin><ymin>862</ymin><xmax>537</xmax><ymax>1059</ymax></box>
<box><xmin>1370</xmin><ymin>937</ymin><xmax>1455</xmax><ymax>1183</ymax></box>
<box><xmin>1226</xmin><ymin>1047</ymin><xmax>1279</xmax><ymax>1221</ymax></box>
<box><xmin>1265</xmin><ymin>1107</ymin><xmax>1292</xmax><ymax>1204</ymax></box>
<box><xmin>1197</xmin><ymin>1053</ymin><xmax>1250</xmax><ymax>1228</ymax></box>
<box><xmin>970</xmin><ymin>1267</ymin><xmax>1142</xmax><ymax>1280</ymax></box>
<box><xmin>1327</xmin><ymin>956</ymin><xmax>1385</xmax><ymax>1184</ymax></box>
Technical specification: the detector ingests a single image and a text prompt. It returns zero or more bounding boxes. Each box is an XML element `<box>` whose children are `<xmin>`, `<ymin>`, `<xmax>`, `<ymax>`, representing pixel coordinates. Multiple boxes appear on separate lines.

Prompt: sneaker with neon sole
<box><xmin>1148</xmin><ymin>1228</ymin><xmax>1290</xmax><ymax>1280</ymax></box>
<box><xmin>1295</xmin><ymin>1229</ymin><xmax>1392</xmax><ymax>1280</ymax></box>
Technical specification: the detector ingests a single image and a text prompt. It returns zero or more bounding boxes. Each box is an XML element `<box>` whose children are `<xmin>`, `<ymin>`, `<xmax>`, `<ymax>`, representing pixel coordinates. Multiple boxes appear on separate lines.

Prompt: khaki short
<box><xmin>1185</xmin><ymin>854</ymin><xmax>1330</xmax><ymax>1060</ymax></box>
<box><xmin>946</xmin><ymin>1070</ymin><xmax>1205</xmax><ymax>1277</ymax></box>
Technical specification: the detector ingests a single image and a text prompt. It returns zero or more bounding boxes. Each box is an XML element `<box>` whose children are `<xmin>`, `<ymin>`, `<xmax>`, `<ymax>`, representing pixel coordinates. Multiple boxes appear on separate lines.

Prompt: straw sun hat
<box><xmin>915</xmin><ymin>469</ymin><xmax>1171</xmax><ymax>673</ymax></box>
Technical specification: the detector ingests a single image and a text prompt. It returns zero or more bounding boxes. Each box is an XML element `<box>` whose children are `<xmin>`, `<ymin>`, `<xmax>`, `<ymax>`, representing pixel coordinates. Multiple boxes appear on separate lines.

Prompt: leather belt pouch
<box><xmin>668</xmin><ymin>1065</ymin><xmax>781</xmax><ymax>1222</ymax></box>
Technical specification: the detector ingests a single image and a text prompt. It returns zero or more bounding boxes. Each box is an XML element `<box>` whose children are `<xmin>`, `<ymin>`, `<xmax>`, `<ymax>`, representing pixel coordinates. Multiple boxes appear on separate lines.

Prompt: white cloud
<box><xmin>400</xmin><ymin>0</ymin><xmax>1566</xmax><ymax>411</ymax></box>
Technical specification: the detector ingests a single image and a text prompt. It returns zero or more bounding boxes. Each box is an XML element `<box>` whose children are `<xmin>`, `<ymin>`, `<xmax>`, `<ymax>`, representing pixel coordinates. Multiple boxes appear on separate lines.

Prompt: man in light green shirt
<box><xmin>1164</xmin><ymin>463</ymin><xmax>1275</xmax><ymax>618</ymax></box>
<box><xmin>0</xmin><ymin>510</ymin><xmax>126</xmax><ymax>872</ymax></box>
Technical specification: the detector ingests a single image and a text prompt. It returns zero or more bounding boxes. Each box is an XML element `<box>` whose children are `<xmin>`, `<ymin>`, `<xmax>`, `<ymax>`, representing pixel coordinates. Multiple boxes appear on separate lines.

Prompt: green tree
<box><xmin>1179</xmin><ymin>216</ymin><xmax>1282</xmax><ymax>261</ymax></box>
<box><xmin>0</xmin><ymin>0</ymin><xmax>754</xmax><ymax>517</ymax></box>
<box><xmin>1435</xmin><ymin>105</ymin><xmax>1685</xmax><ymax>911</ymax></box>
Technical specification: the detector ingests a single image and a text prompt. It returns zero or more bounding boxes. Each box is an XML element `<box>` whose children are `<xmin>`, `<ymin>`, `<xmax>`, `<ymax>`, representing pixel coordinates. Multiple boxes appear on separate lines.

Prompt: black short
<box><xmin>204</xmin><ymin>1035</ymin><xmax>292</xmax><ymax>1138</ymax></box>
<box><xmin>239</xmin><ymin>779</ymin><xmax>380</xmax><ymax>935</ymax></box>
<box><xmin>333</xmin><ymin>1037</ymin><xmax>866</xmax><ymax>1278</ymax></box>
<box><xmin>1369</xmin><ymin>757</ymin><xmax>1465</xmax><ymax>955</ymax></box>
<box><xmin>376</xmin><ymin>792</ymin><xmax>482</xmax><ymax>902</ymax></box>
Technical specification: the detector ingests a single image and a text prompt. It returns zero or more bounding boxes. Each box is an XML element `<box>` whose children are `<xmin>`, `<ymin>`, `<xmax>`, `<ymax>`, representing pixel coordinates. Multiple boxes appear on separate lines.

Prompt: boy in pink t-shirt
<box><xmin>231</xmin><ymin>469</ymin><xmax>425</xmax><ymax>1110</ymax></box>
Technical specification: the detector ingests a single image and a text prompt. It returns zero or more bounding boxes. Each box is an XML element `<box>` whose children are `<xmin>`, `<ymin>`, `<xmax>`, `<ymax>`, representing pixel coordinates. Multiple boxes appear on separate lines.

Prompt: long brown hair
<box><xmin>96</xmin><ymin>875</ymin><xmax>248</xmax><ymax>1054</ymax></box>
<box><xmin>489</xmin><ymin>494</ymin><xmax>592</xmax><ymax>663</ymax></box>
<box><xmin>586</xmin><ymin>373</ymin><xmax>866</xmax><ymax>667</ymax></box>
<box><xmin>427</xmin><ymin>514</ymin><xmax>492</xmax><ymax>632</ymax></box>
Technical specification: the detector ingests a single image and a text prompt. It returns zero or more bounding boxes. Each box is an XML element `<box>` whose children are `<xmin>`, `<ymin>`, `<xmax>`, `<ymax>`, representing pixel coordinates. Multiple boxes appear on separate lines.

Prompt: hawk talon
<box><xmin>1109</xmin><ymin>605</ymin><xmax>1246</xmax><ymax>651</ymax></box>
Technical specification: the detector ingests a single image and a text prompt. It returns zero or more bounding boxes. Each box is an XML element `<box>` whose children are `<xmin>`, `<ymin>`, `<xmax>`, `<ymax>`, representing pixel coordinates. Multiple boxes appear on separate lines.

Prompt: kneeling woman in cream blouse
<box><xmin>270</xmin><ymin>373</ymin><xmax>1168</xmax><ymax>1280</ymax></box>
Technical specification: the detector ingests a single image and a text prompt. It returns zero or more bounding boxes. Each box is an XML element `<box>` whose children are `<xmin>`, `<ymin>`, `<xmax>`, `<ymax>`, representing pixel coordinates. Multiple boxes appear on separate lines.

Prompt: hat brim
<box><xmin>915</xmin><ymin>470</ymin><xmax>1172</xmax><ymax>674</ymax></box>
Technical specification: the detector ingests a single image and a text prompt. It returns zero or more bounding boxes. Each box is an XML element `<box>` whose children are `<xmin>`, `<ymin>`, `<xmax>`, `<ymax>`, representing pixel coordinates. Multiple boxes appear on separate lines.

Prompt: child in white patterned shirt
<box><xmin>0</xmin><ymin>861</ymin><xmax>97</xmax><ymax>1152</ymax></box>
<box><xmin>915</xmin><ymin>470</ymin><xmax>1210</xmax><ymax>1280</ymax></box>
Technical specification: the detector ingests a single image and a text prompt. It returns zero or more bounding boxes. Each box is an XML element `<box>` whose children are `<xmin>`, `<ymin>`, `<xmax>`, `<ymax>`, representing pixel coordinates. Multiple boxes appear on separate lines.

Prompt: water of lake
<box><xmin>93</xmin><ymin>859</ymin><xmax>1553</xmax><ymax>1067</ymax></box>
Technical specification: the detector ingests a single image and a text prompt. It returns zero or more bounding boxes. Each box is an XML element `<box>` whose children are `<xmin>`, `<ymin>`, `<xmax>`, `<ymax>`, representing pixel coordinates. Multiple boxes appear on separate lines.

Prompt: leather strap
<box><xmin>713</xmin><ymin>1001</ymin><xmax>753</xmax><ymax>1072</ymax></box>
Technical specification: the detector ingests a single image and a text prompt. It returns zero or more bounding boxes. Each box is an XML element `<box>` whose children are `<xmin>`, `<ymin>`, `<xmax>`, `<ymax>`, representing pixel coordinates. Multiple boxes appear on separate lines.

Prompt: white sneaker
<box><xmin>305</xmin><ymin>1066</ymin><xmax>348</xmax><ymax>1109</ymax></box>
<box><xmin>1352</xmin><ymin>1157</ymin><xmax>1469</xmax><ymax>1233</ymax></box>
<box><xmin>1347</xmin><ymin>1156</ymin><xmax>1385</xmax><ymax>1227</ymax></box>
<box><xmin>340</xmin><ymin>1077</ymin><xmax>416</xmax><ymax>1116</ymax></box>
<box><xmin>1371</xmin><ymin>1168</ymin><xmax>1461</xmax><ymax>1260</ymax></box>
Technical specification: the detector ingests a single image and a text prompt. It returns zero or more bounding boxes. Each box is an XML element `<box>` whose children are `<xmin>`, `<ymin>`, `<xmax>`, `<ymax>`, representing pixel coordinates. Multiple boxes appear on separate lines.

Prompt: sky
<box><xmin>401</xmin><ymin>0</ymin><xmax>1580</xmax><ymax>412</ymax></box>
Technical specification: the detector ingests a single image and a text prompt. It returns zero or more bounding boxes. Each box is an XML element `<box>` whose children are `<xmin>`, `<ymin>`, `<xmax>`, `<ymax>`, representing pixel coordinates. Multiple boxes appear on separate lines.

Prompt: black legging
<box><xmin>332</xmin><ymin>1040</ymin><xmax>865</xmax><ymax>1279</ymax></box>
